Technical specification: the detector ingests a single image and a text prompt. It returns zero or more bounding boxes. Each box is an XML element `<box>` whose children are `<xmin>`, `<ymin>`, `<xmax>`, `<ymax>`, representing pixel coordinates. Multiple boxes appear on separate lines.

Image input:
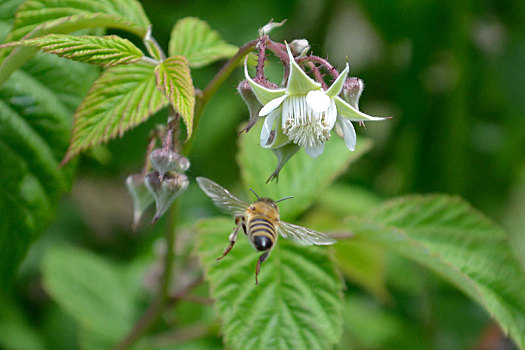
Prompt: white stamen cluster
<box><xmin>282</xmin><ymin>96</ymin><xmax>333</xmax><ymax>148</ymax></box>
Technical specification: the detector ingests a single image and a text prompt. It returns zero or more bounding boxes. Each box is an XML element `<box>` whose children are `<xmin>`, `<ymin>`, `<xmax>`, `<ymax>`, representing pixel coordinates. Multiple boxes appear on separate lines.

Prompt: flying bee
<box><xmin>196</xmin><ymin>177</ymin><xmax>336</xmax><ymax>285</ymax></box>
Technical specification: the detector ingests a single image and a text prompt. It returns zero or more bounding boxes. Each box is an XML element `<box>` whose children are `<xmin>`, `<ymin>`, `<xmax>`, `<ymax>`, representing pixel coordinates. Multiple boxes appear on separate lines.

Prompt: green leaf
<box><xmin>0</xmin><ymin>294</ymin><xmax>47</xmax><ymax>350</ymax></box>
<box><xmin>0</xmin><ymin>31</ymin><xmax>97</xmax><ymax>289</ymax></box>
<box><xmin>349</xmin><ymin>195</ymin><xmax>525</xmax><ymax>348</ymax></box>
<box><xmin>168</xmin><ymin>17</ymin><xmax>237</xmax><ymax>68</ymax></box>
<box><xmin>42</xmin><ymin>245</ymin><xmax>138</xmax><ymax>343</ymax></box>
<box><xmin>238</xmin><ymin>121</ymin><xmax>372</xmax><ymax>221</ymax></box>
<box><xmin>0</xmin><ymin>0</ymin><xmax>150</xmax><ymax>87</ymax></box>
<box><xmin>154</xmin><ymin>56</ymin><xmax>195</xmax><ymax>139</ymax></box>
<box><xmin>0</xmin><ymin>34</ymin><xmax>144</xmax><ymax>67</ymax></box>
<box><xmin>197</xmin><ymin>218</ymin><xmax>343</xmax><ymax>350</ymax></box>
<box><xmin>62</xmin><ymin>61</ymin><xmax>168</xmax><ymax>164</ymax></box>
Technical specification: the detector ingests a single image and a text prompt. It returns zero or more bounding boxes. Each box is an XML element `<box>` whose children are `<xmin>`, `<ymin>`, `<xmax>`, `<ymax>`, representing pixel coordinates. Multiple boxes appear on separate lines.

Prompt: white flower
<box><xmin>245</xmin><ymin>44</ymin><xmax>386</xmax><ymax>158</ymax></box>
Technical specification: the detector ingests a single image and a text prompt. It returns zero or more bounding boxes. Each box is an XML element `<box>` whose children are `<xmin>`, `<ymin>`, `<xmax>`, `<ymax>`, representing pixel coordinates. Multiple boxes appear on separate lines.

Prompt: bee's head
<box><xmin>249</xmin><ymin>198</ymin><xmax>279</xmax><ymax>217</ymax></box>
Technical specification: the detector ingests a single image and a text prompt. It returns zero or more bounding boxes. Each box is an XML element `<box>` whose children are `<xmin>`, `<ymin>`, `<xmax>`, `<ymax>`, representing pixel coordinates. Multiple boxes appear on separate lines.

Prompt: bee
<box><xmin>196</xmin><ymin>177</ymin><xmax>336</xmax><ymax>284</ymax></box>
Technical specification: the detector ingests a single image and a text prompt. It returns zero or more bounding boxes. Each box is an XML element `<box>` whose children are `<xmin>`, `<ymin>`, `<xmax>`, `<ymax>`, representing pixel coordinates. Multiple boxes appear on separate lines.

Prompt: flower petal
<box><xmin>325</xmin><ymin>63</ymin><xmax>349</xmax><ymax>97</ymax></box>
<box><xmin>306</xmin><ymin>90</ymin><xmax>330</xmax><ymax>112</ymax></box>
<box><xmin>260</xmin><ymin>109</ymin><xmax>279</xmax><ymax>146</ymax></box>
<box><xmin>285</xmin><ymin>43</ymin><xmax>321</xmax><ymax>95</ymax></box>
<box><xmin>334</xmin><ymin>96</ymin><xmax>389</xmax><ymax>121</ymax></box>
<box><xmin>259</xmin><ymin>95</ymin><xmax>287</xmax><ymax>116</ymax></box>
<box><xmin>325</xmin><ymin>100</ymin><xmax>338</xmax><ymax>129</ymax></box>
<box><xmin>304</xmin><ymin>143</ymin><xmax>325</xmax><ymax>158</ymax></box>
<box><xmin>244</xmin><ymin>58</ymin><xmax>285</xmax><ymax>104</ymax></box>
<box><xmin>337</xmin><ymin>117</ymin><xmax>356</xmax><ymax>151</ymax></box>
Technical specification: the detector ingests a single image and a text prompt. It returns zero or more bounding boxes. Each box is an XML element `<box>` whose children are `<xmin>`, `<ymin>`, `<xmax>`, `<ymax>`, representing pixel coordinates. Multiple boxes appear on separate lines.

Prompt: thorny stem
<box><xmin>298</xmin><ymin>55</ymin><xmax>339</xmax><ymax>79</ymax></box>
<box><xmin>307</xmin><ymin>61</ymin><xmax>327</xmax><ymax>90</ymax></box>
<box><xmin>255</xmin><ymin>36</ymin><xmax>267</xmax><ymax>80</ymax></box>
<box><xmin>266</xmin><ymin>39</ymin><xmax>290</xmax><ymax>82</ymax></box>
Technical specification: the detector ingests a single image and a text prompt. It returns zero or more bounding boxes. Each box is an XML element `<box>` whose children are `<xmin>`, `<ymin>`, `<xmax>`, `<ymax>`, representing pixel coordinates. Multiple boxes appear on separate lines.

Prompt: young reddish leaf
<box><xmin>0</xmin><ymin>34</ymin><xmax>144</xmax><ymax>67</ymax></box>
<box><xmin>61</xmin><ymin>62</ymin><xmax>168</xmax><ymax>164</ymax></box>
<box><xmin>154</xmin><ymin>56</ymin><xmax>195</xmax><ymax>139</ymax></box>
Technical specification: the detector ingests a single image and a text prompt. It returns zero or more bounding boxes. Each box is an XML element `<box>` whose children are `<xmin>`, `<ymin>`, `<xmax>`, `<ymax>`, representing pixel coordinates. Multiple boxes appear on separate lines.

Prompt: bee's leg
<box><xmin>255</xmin><ymin>251</ymin><xmax>270</xmax><ymax>285</ymax></box>
<box><xmin>216</xmin><ymin>224</ymin><xmax>241</xmax><ymax>261</ymax></box>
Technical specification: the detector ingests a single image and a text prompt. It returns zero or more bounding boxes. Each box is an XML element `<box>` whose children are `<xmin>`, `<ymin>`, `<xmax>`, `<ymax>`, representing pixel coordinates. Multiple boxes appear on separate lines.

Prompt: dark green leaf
<box><xmin>0</xmin><ymin>17</ymin><xmax>96</xmax><ymax>286</ymax></box>
<box><xmin>1</xmin><ymin>34</ymin><xmax>144</xmax><ymax>67</ymax></box>
<box><xmin>154</xmin><ymin>56</ymin><xmax>195</xmax><ymax>139</ymax></box>
<box><xmin>168</xmin><ymin>17</ymin><xmax>237</xmax><ymax>68</ymax></box>
<box><xmin>62</xmin><ymin>61</ymin><xmax>168</xmax><ymax>164</ymax></box>
<box><xmin>197</xmin><ymin>218</ymin><xmax>343</xmax><ymax>350</ymax></box>
<box><xmin>349</xmin><ymin>195</ymin><xmax>525</xmax><ymax>348</ymax></box>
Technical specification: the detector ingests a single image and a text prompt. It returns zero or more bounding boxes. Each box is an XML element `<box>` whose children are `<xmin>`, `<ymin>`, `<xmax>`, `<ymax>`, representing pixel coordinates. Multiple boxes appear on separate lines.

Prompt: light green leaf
<box><xmin>42</xmin><ymin>245</ymin><xmax>138</xmax><ymax>343</ymax></box>
<box><xmin>0</xmin><ymin>34</ymin><xmax>144</xmax><ymax>67</ymax></box>
<box><xmin>168</xmin><ymin>17</ymin><xmax>237</xmax><ymax>68</ymax></box>
<box><xmin>62</xmin><ymin>61</ymin><xmax>168</xmax><ymax>164</ymax></box>
<box><xmin>154</xmin><ymin>56</ymin><xmax>195</xmax><ymax>139</ymax></box>
<box><xmin>197</xmin><ymin>218</ymin><xmax>343</xmax><ymax>350</ymax></box>
<box><xmin>349</xmin><ymin>195</ymin><xmax>525</xmax><ymax>348</ymax></box>
<box><xmin>0</xmin><ymin>0</ymin><xmax>150</xmax><ymax>86</ymax></box>
<box><xmin>238</xmin><ymin>121</ymin><xmax>372</xmax><ymax>221</ymax></box>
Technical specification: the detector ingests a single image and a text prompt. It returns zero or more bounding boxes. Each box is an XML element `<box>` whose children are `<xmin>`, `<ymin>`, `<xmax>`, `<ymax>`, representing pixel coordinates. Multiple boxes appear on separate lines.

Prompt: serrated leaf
<box><xmin>1</xmin><ymin>34</ymin><xmax>144</xmax><ymax>67</ymax></box>
<box><xmin>42</xmin><ymin>245</ymin><xmax>138</xmax><ymax>342</ymax></box>
<box><xmin>0</xmin><ymin>8</ymin><xmax>97</xmax><ymax>288</ymax></box>
<box><xmin>169</xmin><ymin>17</ymin><xmax>237</xmax><ymax>68</ymax></box>
<box><xmin>154</xmin><ymin>56</ymin><xmax>195</xmax><ymax>139</ymax></box>
<box><xmin>197</xmin><ymin>218</ymin><xmax>343</xmax><ymax>350</ymax></box>
<box><xmin>349</xmin><ymin>195</ymin><xmax>525</xmax><ymax>348</ymax></box>
<box><xmin>0</xmin><ymin>0</ymin><xmax>150</xmax><ymax>87</ymax></box>
<box><xmin>62</xmin><ymin>61</ymin><xmax>168</xmax><ymax>164</ymax></box>
<box><xmin>238</xmin><ymin>121</ymin><xmax>372</xmax><ymax>221</ymax></box>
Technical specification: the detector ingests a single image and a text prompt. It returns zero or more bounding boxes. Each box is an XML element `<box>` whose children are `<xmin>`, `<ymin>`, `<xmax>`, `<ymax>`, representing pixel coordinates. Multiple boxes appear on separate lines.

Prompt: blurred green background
<box><xmin>2</xmin><ymin>0</ymin><xmax>525</xmax><ymax>349</ymax></box>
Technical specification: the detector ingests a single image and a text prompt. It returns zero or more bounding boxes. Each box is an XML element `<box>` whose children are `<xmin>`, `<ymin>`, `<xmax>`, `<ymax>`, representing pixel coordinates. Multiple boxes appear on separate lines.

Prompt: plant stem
<box><xmin>114</xmin><ymin>202</ymin><xmax>178</xmax><ymax>350</ymax></box>
<box><xmin>184</xmin><ymin>40</ymin><xmax>258</xmax><ymax>156</ymax></box>
<box><xmin>117</xmin><ymin>38</ymin><xmax>258</xmax><ymax>350</ymax></box>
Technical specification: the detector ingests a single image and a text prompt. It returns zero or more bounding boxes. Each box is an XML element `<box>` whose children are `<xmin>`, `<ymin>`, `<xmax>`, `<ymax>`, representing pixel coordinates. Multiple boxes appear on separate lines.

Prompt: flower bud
<box><xmin>237</xmin><ymin>79</ymin><xmax>263</xmax><ymax>133</ymax></box>
<box><xmin>340</xmin><ymin>77</ymin><xmax>364</xmax><ymax>109</ymax></box>
<box><xmin>126</xmin><ymin>174</ymin><xmax>154</xmax><ymax>231</ymax></box>
<box><xmin>289</xmin><ymin>39</ymin><xmax>310</xmax><ymax>57</ymax></box>
<box><xmin>259</xmin><ymin>19</ymin><xmax>286</xmax><ymax>36</ymax></box>
<box><xmin>150</xmin><ymin>148</ymin><xmax>190</xmax><ymax>178</ymax></box>
<box><xmin>145</xmin><ymin>171</ymin><xmax>189</xmax><ymax>224</ymax></box>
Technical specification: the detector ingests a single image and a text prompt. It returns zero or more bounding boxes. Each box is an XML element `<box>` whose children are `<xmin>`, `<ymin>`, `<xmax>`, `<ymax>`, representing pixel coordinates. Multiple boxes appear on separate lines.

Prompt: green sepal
<box><xmin>325</xmin><ymin>63</ymin><xmax>348</xmax><ymax>97</ymax></box>
<box><xmin>285</xmin><ymin>43</ymin><xmax>321</xmax><ymax>95</ymax></box>
<box><xmin>334</xmin><ymin>96</ymin><xmax>388</xmax><ymax>121</ymax></box>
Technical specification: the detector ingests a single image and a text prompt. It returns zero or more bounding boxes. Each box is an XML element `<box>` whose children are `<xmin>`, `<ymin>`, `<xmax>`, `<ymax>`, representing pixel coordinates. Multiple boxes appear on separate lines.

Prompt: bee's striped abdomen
<box><xmin>248</xmin><ymin>216</ymin><xmax>276</xmax><ymax>251</ymax></box>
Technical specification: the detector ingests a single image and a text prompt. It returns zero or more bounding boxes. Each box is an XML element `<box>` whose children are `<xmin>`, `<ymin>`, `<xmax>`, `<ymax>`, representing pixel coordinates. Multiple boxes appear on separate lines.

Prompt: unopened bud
<box><xmin>145</xmin><ymin>171</ymin><xmax>189</xmax><ymax>224</ymax></box>
<box><xmin>289</xmin><ymin>39</ymin><xmax>310</xmax><ymax>57</ymax></box>
<box><xmin>126</xmin><ymin>174</ymin><xmax>154</xmax><ymax>231</ymax></box>
<box><xmin>237</xmin><ymin>80</ymin><xmax>263</xmax><ymax>133</ymax></box>
<box><xmin>259</xmin><ymin>19</ymin><xmax>286</xmax><ymax>36</ymax></box>
<box><xmin>341</xmin><ymin>77</ymin><xmax>364</xmax><ymax>109</ymax></box>
<box><xmin>150</xmin><ymin>148</ymin><xmax>190</xmax><ymax>178</ymax></box>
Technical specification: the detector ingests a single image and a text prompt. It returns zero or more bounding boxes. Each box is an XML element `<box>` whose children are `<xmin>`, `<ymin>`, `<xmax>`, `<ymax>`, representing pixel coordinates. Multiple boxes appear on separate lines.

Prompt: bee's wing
<box><xmin>277</xmin><ymin>221</ymin><xmax>336</xmax><ymax>246</ymax></box>
<box><xmin>196</xmin><ymin>177</ymin><xmax>247</xmax><ymax>215</ymax></box>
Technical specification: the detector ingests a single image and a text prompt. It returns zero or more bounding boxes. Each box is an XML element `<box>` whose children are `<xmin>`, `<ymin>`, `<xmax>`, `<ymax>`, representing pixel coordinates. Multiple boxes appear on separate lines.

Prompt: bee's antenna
<box><xmin>275</xmin><ymin>196</ymin><xmax>293</xmax><ymax>203</ymax></box>
<box><xmin>249</xmin><ymin>188</ymin><xmax>260</xmax><ymax>199</ymax></box>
